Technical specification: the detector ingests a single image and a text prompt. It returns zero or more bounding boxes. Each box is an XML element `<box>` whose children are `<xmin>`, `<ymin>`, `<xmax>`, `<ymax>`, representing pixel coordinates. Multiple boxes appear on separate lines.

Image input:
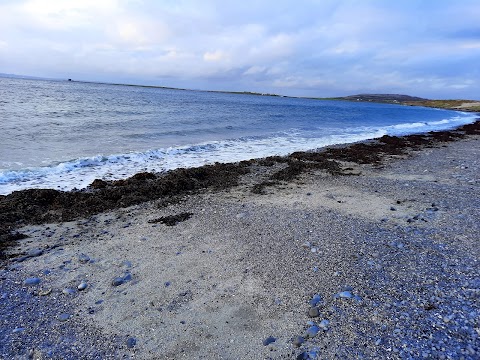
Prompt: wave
<box><xmin>0</xmin><ymin>113</ymin><xmax>476</xmax><ymax>195</ymax></box>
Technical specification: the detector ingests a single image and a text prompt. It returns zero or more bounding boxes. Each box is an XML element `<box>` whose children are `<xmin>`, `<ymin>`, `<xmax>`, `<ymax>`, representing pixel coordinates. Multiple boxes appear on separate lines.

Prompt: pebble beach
<box><xmin>1</xmin><ymin>124</ymin><xmax>479</xmax><ymax>359</ymax></box>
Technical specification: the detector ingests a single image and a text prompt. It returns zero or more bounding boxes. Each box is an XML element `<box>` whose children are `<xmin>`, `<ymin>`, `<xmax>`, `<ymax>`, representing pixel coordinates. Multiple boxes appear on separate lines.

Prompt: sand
<box><xmin>1</xmin><ymin>133</ymin><xmax>479</xmax><ymax>359</ymax></box>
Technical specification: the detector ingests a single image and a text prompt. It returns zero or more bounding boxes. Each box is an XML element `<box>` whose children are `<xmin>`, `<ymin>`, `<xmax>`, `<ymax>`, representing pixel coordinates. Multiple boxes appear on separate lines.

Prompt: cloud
<box><xmin>0</xmin><ymin>0</ymin><xmax>479</xmax><ymax>98</ymax></box>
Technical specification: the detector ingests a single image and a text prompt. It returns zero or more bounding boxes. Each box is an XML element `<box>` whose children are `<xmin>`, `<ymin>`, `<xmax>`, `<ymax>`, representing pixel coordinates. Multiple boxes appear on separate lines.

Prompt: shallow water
<box><xmin>0</xmin><ymin>76</ymin><xmax>476</xmax><ymax>194</ymax></box>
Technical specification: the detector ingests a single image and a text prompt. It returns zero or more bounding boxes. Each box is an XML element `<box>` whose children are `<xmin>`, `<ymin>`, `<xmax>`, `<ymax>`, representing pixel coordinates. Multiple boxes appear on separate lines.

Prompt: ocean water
<box><xmin>0</xmin><ymin>77</ymin><xmax>477</xmax><ymax>195</ymax></box>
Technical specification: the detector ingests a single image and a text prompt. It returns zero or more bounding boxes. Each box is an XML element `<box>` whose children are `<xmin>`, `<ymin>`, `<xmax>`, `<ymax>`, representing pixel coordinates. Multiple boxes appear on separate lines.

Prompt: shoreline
<box><xmin>1</xmin><ymin>120</ymin><xmax>479</xmax><ymax>257</ymax></box>
<box><xmin>0</xmin><ymin>122</ymin><xmax>478</xmax><ymax>358</ymax></box>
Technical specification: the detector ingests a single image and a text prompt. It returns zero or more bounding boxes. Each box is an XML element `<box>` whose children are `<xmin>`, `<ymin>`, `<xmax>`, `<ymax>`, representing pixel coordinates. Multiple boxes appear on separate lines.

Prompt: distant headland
<box><xmin>319</xmin><ymin>94</ymin><xmax>480</xmax><ymax>112</ymax></box>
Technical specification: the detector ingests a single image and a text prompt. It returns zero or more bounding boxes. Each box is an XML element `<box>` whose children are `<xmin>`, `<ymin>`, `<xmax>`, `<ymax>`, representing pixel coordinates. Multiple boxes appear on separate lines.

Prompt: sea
<box><xmin>0</xmin><ymin>76</ymin><xmax>477</xmax><ymax>195</ymax></box>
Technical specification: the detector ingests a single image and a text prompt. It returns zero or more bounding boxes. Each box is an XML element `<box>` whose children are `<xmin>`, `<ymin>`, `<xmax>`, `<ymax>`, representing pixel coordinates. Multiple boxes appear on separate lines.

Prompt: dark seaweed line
<box><xmin>1</xmin><ymin>120</ymin><xmax>479</xmax><ymax>257</ymax></box>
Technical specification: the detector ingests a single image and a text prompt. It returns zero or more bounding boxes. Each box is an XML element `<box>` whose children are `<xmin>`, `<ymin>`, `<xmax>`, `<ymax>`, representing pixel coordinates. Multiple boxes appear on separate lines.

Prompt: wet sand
<box><xmin>1</xmin><ymin>122</ymin><xmax>479</xmax><ymax>359</ymax></box>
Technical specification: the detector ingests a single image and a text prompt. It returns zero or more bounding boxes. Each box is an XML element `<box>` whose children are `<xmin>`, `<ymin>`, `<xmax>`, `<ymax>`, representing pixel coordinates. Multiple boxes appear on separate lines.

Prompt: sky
<box><xmin>0</xmin><ymin>0</ymin><xmax>479</xmax><ymax>99</ymax></box>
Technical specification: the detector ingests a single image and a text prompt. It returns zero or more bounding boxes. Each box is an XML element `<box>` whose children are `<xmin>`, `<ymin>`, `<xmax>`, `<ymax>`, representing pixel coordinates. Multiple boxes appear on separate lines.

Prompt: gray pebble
<box><xmin>308</xmin><ymin>307</ymin><xmax>320</xmax><ymax>318</ymax></box>
<box><xmin>77</xmin><ymin>282</ymin><xmax>88</xmax><ymax>291</ymax></box>
<box><xmin>335</xmin><ymin>291</ymin><xmax>353</xmax><ymax>299</ymax></box>
<box><xmin>292</xmin><ymin>335</ymin><xmax>305</xmax><ymax>347</ymax></box>
<box><xmin>78</xmin><ymin>253</ymin><xmax>90</xmax><ymax>263</ymax></box>
<box><xmin>304</xmin><ymin>325</ymin><xmax>320</xmax><ymax>338</ymax></box>
<box><xmin>24</xmin><ymin>277</ymin><xmax>41</xmax><ymax>286</ymax></box>
<box><xmin>58</xmin><ymin>313</ymin><xmax>71</xmax><ymax>322</ymax></box>
<box><xmin>126</xmin><ymin>337</ymin><xmax>137</xmax><ymax>348</ymax></box>
<box><xmin>263</xmin><ymin>336</ymin><xmax>276</xmax><ymax>346</ymax></box>
<box><xmin>309</xmin><ymin>294</ymin><xmax>321</xmax><ymax>306</ymax></box>
<box><xmin>112</xmin><ymin>277</ymin><xmax>125</xmax><ymax>286</ymax></box>
<box><xmin>28</xmin><ymin>249</ymin><xmax>43</xmax><ymax>257</ymax></box>
<box><xmin>318</xmin><ymin>319</ymin><xmax>330</xmax><ymax>330</ymax></box>
<box><xmin>62</xmin><ymin>288</ymin><xmax>76</xmax><ymax>295</ymax></box>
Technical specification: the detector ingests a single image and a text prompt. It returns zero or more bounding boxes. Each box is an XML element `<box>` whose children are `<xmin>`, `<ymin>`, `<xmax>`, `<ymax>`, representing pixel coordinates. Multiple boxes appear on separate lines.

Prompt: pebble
<box><xmin>78</xmin><ymin>253</ymin><xmax>90</xmax><ymax>263</ymax></box>
<box><xmin>263</xmin><ymin>336</ymin><xmax>276</xmax><ymax>346</ymax></box>
<box><xmin>292</xmin><ymin>336</ymin><xmax>305</xmax><ymax>347</ymax></box>
<box><xmin>77</xmin><ymin>282</ymin><xmax>88</xmax><ymax>291</ymax></box>
<box><xmin>335</xmin><ymin>291</ymin><xmax>353</xmax><ymax>299</ymax></box>
<box><xmin>309</xmin><ymin>294</ymin><xmax>321</xmax><ymax>307</ymax></box>
<box><xmin>57</xmin><ymin>313</ymin><xmax>71</xmax><ymax>322</ymax></box>
<box><xmin>304</xmin><ymin>325</ymin><xmax>320</xmax><ymax>338</ymax></box>
<box><xmin>318</xmin><ymin>319</ymin><xmax>330</xmax><ymax>330</ymax></box>
<box><xmin>112</xmin><ymin>277</ymin><xmax>125</xmax><ymax>286</ymax></box>
<box><xmin>12</xmin><ymin>327</ymin><xmax>25</xmax><ymax>333</ymax></box>
<box><xmin>28</xmin><ymin>249</ymin><xmax>44</xmax><ymax>257</ymax></box>
<box><xmin>62</xmin><ymin>288</ymin><xmax>76</xmax><ymax>295</ymax></box>
<box><xmin>38</xmin><ymin>288</ymin><xmax>52</xmax><ymax>296</ymax></box>
<box><xmin>24</xmin><ymin>277</ymin><xmax>41</xmax><ymax>286</ymax></box>
<box><xmin>308</xmin><ymin>307</ymin><xmax>320</xmax><ymax>318</ymax></box>
<box><xmin>126</xmin><ymin>337</ymin><xmax>137</xmax><ymax>348</ymax></box>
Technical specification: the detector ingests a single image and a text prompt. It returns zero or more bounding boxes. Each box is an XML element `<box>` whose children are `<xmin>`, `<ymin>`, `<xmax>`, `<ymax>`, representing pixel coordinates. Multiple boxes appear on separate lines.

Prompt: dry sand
<box><xmin>1</xmin><ymin>136</ymin><xmax>479</xmax><ymax>359</ymax></box>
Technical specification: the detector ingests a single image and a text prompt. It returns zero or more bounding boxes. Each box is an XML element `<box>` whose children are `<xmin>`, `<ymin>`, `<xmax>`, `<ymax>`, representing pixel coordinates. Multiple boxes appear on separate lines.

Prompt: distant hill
<box><xmin>331</xmin><ymin>94</ymin><xmax>428</xmax><ymax>103</ymax></box>
<box><xmin>326</xmin><ymin>94</ymin><xmax>480</xmax><ymax>112</ymax></box>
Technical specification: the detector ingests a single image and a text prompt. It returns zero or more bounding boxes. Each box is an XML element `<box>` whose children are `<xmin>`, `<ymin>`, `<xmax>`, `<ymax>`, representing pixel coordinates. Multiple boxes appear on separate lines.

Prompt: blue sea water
<box><xmin>0</xmin><ymin>77</ymin><xmax>477</xmax><ymax>195</ymax></box>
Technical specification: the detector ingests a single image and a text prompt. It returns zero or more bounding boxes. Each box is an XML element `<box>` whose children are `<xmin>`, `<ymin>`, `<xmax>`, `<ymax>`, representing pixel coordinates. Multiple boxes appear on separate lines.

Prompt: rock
<box><xmin>112</xmin><ymin>277</ymin><xmax>125</xmax><ymax>286</ymax></box>
<box><xmin>335</xmin><ymin>291</ymin><xmax>353</xmax><ymax>299</ymax></box>
<box><xmin>24</xmin><ymin>277</ymin><xmax>41</xmax><ymax>286</ymax></box>
<box><xmin>126</xmin><ymin>337</ymin><xmax>137</xmax><ymax>348</ymax></box>
<box><xmin>292</xmin><ymin>335</ymin><xmax>305</xmax><ymax>347</ymax></box>
<box><xmin>308</xmin><ymin>307</ymin><xmax>320</xmax><ymax>318</ymax></box>
<box><xmin>309</xmin><ymin>294</ymin><xmax>321</xmax><ymax>307</ymax></box>
<box><xmin>58</xmin><ymin>313</ymin><xmax>71</xmax><ymax>322</ymax></box>
<box><xmin>62</xmin><ymin>288</ymin><xmax>76</xmax><ymax>295</ymax></box>
<box><xmin>28</xmin><ymin>249</ymin><xmax>43</xmax><ymax>257</ymax></box>
<box><xmin>78</xmin><ymin>253</ymin><xmax>90</xmax><ymax>263</ymax></box>
<box><xmin>263</xmin><ymin>336</ymin><xmax>276</xmax><ymax>346</ymax></box>
<box><xmin>304</xmin><ymin>325</ymin><xmax>320</xmax><ymax>338</ymax></box>
<box><xmin>318</xmin><ymin>319</ymin><xmax>330</xmax><ymax>330</ymax></box>
<box><xmin>77</xmin><ymin>282</ymin><xmax>88</xmax><ymax>291</ymax></box>
<box><xmin>12</xmin><ymin>327</ymin><xmax>25</xmax><ymax>333</ymax></box>
<box><xmin>38</xmin><ymin>288</ymin><xmax>52</xmax><ymax>296</ymax></box>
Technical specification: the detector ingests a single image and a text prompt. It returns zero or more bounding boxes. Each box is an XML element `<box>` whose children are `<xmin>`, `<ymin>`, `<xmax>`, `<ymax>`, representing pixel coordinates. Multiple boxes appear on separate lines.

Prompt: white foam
<box><xmin>0</xmin><ymin>113</ymin><xmax>477</xmax><ymax>195</ymax></box>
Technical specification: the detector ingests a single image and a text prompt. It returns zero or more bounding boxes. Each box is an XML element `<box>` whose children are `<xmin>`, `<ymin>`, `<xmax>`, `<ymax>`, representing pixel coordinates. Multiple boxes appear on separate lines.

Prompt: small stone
<box><xmin>58</xmin><ymin>313</ymin><xmax>71</xmax><ymax>322</ymax></box>
<box><xmin>263</xmin><ymin>336</ymin><xmax>276</xmax><ymax>346</ymax></box>
<box><xmin>126</xmin><ymin>337</ymin><xmax>137</xmax><ymax>348</ymax></box>
<box><xmin>62</xmin><ymin>288</ymin><xmax>76</xmax><ymax>295</ymax></box>
<box><xmin>28</xmin><ymin>249</ymin><xmax>43</xmax><ymax>257</ymax></box>
<box><xmin>12</xmin><ymin>327</ymin><xmax>25</xmax><ymax>333</ymax></box>
<box><xmin>309</xmin><ymin>294</ymin><xmax>321</xmax><ymax>306</ymax></box>
<box><xmin>39</xmin><ymin>288</ymin><xmax>52</xmax><ymax>296</ymax></box>
<box><xmin>78</xmin><ymin>282</ymin><xmax>88</xmax><ymax>291</ymax></box>
<box><xmin>318</xmin><ymin>319</ymin><xmax>330</xmax><ymax>330</ymax></box>
<box><xmin>335</xmin><ymin>291</ymin><xmax>353</xmax><ymax>299</ymax></box>
<box><xmin>390</xmin><ymin>207</ymin><xmax>397</xmax><ymax>211</ymax></box>
<box><xmin>112</xmin><ymin>277</ymin><xmax>125</xmax><ymax>286</ymax></box>
<box><xmin>24</xmin><ymin>277</ymin><xmax>41</xmax><ymax>286</ymax></box>
<box><xmin>78</xmin><ymin>253</ymin><xmax>90</xmax><ymax>263</ymax></box>
<box><xmin>308</xmin><ymin>307</ymin><xmax>320</xmax><ymax>318</ymax></box>
<box><xmin>297</xmin><ymin>352</ymin><xmax>308</xmax><ymax>360</ymax></box>
<box><xmin>122</xmin><ymin>260</ymin><xmax>132</xmax><ymax>268</ymax></box>
<box><xmin>292</xmin><ymin>336</ymin><xmax>305</xmax><ymax>347</ymax></box>
<box><xmin>304</xmin><ymin>325</ymin><xmax>320</xmax><ymax>338</ymax></box>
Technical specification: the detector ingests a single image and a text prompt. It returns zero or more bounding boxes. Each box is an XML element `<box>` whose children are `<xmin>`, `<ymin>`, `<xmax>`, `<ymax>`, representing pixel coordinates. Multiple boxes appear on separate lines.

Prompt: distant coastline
<box><xmin>1</xmin><ymin>72</ymin><xmax>478</xmax><ymax>111</ymax></box>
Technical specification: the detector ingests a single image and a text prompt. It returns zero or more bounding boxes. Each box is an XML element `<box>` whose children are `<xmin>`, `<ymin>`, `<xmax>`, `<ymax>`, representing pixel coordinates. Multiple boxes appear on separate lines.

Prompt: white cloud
<box><xmin>0</xmin><ymin>0</ymin><xmax>479</xmax><ymax>98</ymax></box>
<box><xmin>203</xmin><ymin>50</ymin><xmax>229</xmax><ymax>62</ymax></box>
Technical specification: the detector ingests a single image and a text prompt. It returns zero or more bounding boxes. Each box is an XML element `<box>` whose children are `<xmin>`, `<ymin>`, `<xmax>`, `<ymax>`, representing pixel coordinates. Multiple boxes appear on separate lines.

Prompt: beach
<box><xmin>0</xmin><ymin>123</ymin><xmax>479</xmax><ymax>359</ymax></box>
